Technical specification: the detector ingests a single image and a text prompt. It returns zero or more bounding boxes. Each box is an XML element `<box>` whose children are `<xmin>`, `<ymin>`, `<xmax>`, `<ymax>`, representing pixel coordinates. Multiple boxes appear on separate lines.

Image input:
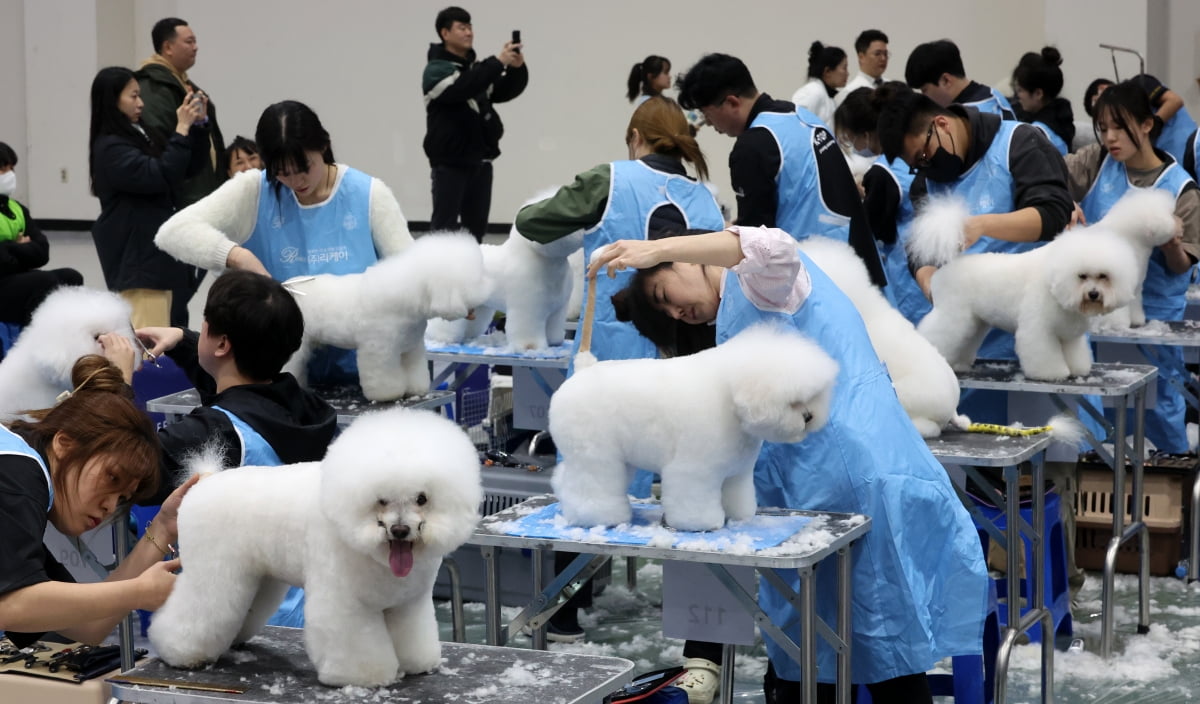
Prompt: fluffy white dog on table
<box><xmin>796</xmin><ymin>236</ymin><xmax>966</xmax><ymax>438</ymax></box>
<box><xmin>148</xmin><ymin>409</ymin><xmax>482</xmax><ymax>687</ymax></box>
<box><xmin>0</xmin><ymin>287</ymin><xmax>137</xmax><ymax>419</ymax></box>
<box><xmin>909</xmin><ymin>189</ymin><xmax>1175</xmax><ymax>380</ymax></box>
<box><xmin>549</xmin><ymin>325</ymin><xmax>839</xmax><ymax>531</ymax></box>
<box><xmin>282</xmin><ymin>233</ymin><xmax>485</xmax><ymax>401</ymax></box>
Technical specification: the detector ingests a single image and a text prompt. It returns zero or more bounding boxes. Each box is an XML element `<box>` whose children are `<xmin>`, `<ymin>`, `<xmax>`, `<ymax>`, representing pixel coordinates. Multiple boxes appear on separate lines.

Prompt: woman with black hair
<box><xmin>626</xmin><ymin>55</ymin><xmax>672</xmax><ymax>106</ymax></box>
<box><xmin>791</xmin><ymin>41</ymin><xmax>848</xmax><ymax>127</ymax></box>
<box><xmin>1085</xmin><ymin>75</ymin><xmax>1198</xmax><ymax>165</ymax></box>
<box><xmin>1012</xmin><ymin>47</ymin><xmax>1074</xmax><ymax>154</ymax></box>
<box><xmin>0</xmin><ymin>142</ymin><xmax>83</xmax><ymax>328</ymax></box>
<box><xmin>155</xmin><ymin>100</ymin><xmax>413</xmax><ymax>384</ymax></box>
<box><xmin>88</xmin><ymin>66</ymin><xmax>207</xmax><ymax>327</ymax></box>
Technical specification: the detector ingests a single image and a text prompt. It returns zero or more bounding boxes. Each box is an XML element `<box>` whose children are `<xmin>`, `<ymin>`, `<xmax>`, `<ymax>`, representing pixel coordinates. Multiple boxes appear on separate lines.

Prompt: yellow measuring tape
<box><xmin>966</xmin><ymin>422</ymin><xmax>1054</xmax><ymax>437</ymax></box>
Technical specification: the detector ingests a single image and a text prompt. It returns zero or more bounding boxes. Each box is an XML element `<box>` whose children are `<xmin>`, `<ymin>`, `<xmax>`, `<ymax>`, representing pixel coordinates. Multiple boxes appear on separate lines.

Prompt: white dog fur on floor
<box><xmin>797</xmin><ymin>235</ymin><xmax>966</xmax><ymax>437</ymax></box>
<box><xmin>549</xmin><ymin>324</ymin><xmax>839</xmax><ymax>531</ymax></box>
<box><xmin>909</xmin><ymin>190</ymin><xmax>1175</xmax><ymax>380</ymax></box>
<box><xmin>283</xmin><ymin>233</ymin><xmax>485</xmax><ymax>400</ymax></box>
<box><xmin>0</xmin><ymin>287</ymin><xmax>137</xmax><ymax>419</ymax></box>
<box><xmin>148</xmin><ymin>409</ymin><xmax>482</xmax><ymax>687</ymax></box>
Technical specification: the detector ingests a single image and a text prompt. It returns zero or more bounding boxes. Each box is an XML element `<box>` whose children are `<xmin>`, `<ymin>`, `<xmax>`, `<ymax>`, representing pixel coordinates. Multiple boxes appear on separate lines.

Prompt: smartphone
<box><xmin>512</xmin><ymin>29</ymin><xmax>521</xmax><ymax>52</ymax></box>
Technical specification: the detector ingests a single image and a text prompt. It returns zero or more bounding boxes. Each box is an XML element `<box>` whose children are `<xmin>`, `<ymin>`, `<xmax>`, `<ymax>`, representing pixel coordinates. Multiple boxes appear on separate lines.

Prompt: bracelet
<box><xmin>143</xmin><ymin>522</ymin><xmax>173</xmax><ymax>557</ymax></box>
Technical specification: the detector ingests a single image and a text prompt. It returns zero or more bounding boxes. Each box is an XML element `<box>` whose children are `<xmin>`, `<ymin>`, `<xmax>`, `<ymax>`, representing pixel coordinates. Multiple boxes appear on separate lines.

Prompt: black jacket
<box><xmin>147</xmin><ymin>330</ymin><xmax>338</xmax><ymax>504</ymax></box>
<box><xmin>89</xmin><ymin>129</ymin><xmax>207</xmax><ymax>290</ymax></box>
<box><xmin>422</xmin><ymin>43</ymin><xmax>528</xmax><ymax>167</ymax></box>
<box><xmin>135</xmin><ymin>63</ymin><xmax>227</xmax><ymax>207</ymax></box>
<box><xmin>1025</xmin><ymin>97</ymin><xmax>1076</xmax><ymax>151</ymax></box>
<box><xmin>0</xmin><ymin>198</ymin><xmax>50</xmax><ymax>275</ymax></box>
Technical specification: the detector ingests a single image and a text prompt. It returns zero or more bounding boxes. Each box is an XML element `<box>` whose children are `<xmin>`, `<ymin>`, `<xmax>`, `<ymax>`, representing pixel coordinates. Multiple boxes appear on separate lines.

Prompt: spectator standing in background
<box><xmin>835</xmin><ymin>29</ymin><xmax>891</xmax><ymax>107</ymax></box>
<box><xmin>137</xmin><ymin>17</ymin><xmax>226</xmax><ymax>327</ymax></box>
<box><xmin>423</xmin><ymin>6</ymin><xmax>528</xmax><ymax>242</ymax></box>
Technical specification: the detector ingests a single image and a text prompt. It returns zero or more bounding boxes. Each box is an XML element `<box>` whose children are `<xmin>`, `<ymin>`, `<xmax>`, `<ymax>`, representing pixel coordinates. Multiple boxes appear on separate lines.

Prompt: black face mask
<box><xmin>922</xmin><ymin>146</ymin><xmax>966</xmax><ymax>182</ymax></box>
<box><xmin>919</xmin><ymin>128</ymin><xmax>965</xmax><ymax>182</ymax></box>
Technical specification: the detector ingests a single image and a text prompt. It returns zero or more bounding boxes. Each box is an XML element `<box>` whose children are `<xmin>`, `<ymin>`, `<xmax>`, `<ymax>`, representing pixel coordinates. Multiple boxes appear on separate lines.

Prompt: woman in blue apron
<box><xmin>596</xmin><ymin>226</ymin><xmax>987</xmax><ymax>703</ymax></box>
<box><xmin>1085</xmin><ymin>76</ymin><xmax>1198</xmax><ymax>166</ymax></box>
<box><xmin>155</xmin><ymin>101</ymin><xmax>414</xmax><ymax>386</ymax></box>
<box><xmin>515</xmin><ymin>96</ymin><xmax>724</xmax><ymax>643</ymax></box>
<box><xmin>0</xmin><ymin>352</ymin><xmax>198</xmax><ymax>647</ymax></box>
<box><xmin>1067</xmin><ymin>81</ymin><xmax>1200</xmax><ymax>454</ymax></box>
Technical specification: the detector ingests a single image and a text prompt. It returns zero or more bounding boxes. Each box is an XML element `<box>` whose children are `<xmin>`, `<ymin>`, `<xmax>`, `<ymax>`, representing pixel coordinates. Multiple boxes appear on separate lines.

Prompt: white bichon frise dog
<box><xmin>910</xmin><ymin>198</ymin><xmax>1152</xmax><ymax>380</ymax></box>
<box><xmin>426</xmin><ymin>189</ymin><xmax>585</xmax><ymax>350</ymax></box>
<box><xmin>0</xmin><ymin>287</ymin><xmax>137</xmax><ymax>419</ymax></box>
<box><xmin>425</xmin><ymin>228</ymin><xmax>581</xmax><ymax>350</ymax></box>
<box><xmin>282</xmin><ymin>233</ymin><xmax>485</xmax><ymax>401</ymax></box>
<box><xmin>148</xmin><ymin>409</ymin><xmax>482</xmax><ymax>687</ymax></box>
<box><xmin>797</xmin><ymin>236</ymin><xmax>967</xmax><ymax>438</ymax></box>
<box><xmin>549</xmin><ymin>324</ymin><xmax>839</xmax><ymax>531</ymax></box>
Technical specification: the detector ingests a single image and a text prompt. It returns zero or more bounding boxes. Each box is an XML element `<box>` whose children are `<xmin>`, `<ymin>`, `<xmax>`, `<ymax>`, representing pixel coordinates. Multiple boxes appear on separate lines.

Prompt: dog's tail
<box><xmin>947</xmin><ymin>414</ymin><xmax>972</xmax><ymax>432</ymax></box>
<box><xmin>178</xmin><ymin>438</ymin><xmax>231</xmax><ymax>482</ymax></box>
<box><xmin>907</xmin><ymin>195</ymin><xmax>971</xmax><ymax>267</ymax></box>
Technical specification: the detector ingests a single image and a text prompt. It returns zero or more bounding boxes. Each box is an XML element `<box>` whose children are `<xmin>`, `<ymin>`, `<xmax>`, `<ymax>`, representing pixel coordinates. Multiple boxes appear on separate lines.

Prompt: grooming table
<box><xmin>471</xmin><ymin>495</ymin><xmax>871</xmax><ymax>704</ymax></box>
<box><xmin>1090</xmin><ymin>321</ymin><xmax>1200</xmax><ymax>584</ymax></box>
<box><xmin>927</xmin><ymin>432</ymin><xmax>1055</xmax><ymax>704</ymax></box>
<box><xmin>146</xmin><ymin>386</ymin><xmax>454</xmax><ymax>427</ymax></box>
<box><xmin>956</xmin><ymin>360</ymin><xmax>1157</xmax><ymax>658</ymax></box>
<box><xmin>104</xmin><ymin>625</ymin><xmax>633</xmax><ymax>704</ymax></box>
<box><xmin>425</xmin><ymin>341</ymin><xmax>573</xmax><ymax>431</ymax></box>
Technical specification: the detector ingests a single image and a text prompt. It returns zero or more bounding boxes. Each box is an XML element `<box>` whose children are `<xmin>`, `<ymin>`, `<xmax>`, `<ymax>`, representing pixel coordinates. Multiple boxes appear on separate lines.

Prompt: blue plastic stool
<box><xmin>857</xmin><ymin>579</ymin><xmax>1000</xmax><ymax>704</ymax></box>
<box><xmin>972</xmin><ymin>491</ymin><xmax>1072</xmax><ymax>643</ymax></box>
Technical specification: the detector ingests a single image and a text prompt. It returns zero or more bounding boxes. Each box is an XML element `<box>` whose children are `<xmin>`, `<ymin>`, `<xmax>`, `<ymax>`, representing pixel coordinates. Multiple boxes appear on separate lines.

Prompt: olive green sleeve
<box><xmin>514</xmin><ymin>163</ymin><xmax>612</xmax><ymax>244</ymax></box>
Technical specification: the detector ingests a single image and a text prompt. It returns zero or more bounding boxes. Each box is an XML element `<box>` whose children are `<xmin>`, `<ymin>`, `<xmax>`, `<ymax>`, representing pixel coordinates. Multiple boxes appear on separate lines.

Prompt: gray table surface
<box><xmin>954</xmin><ymin>359</ymin><xmax>1156</xmax><ymax>396</ymax></box>
<box><xmin>1089</xmin><ymin>319</ymin><xmax>1200</xmax><ymax>345</ymax></box>
<box><xmin>146</xmin><ymin>386</ymin><xmax>454</xmax><ymax>423</ymax></box>
<box><xmin>106</xmin><ymin>626</ymin><xmax>634</xmax><ymax>704</ymax></box>
<box><xmin>925</xmin><ymin>430</ymin><xmax>1054</xmax><ymax>466</ymax></box>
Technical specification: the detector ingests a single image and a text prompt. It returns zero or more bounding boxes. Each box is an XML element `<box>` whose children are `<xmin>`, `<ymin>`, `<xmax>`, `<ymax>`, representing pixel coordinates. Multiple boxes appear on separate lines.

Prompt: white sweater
<box><xmin>155</xmin><ymin>165</ymin><xmax>413</xmax><ymax>273</ymax></box>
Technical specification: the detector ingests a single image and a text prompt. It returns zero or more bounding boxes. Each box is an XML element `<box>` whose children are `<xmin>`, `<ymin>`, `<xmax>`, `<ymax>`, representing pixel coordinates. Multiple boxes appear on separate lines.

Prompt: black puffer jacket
<box><xmin>422</xmin><ymin>43</ymin><xmax>528</xmax><ymax>167</ymax></box>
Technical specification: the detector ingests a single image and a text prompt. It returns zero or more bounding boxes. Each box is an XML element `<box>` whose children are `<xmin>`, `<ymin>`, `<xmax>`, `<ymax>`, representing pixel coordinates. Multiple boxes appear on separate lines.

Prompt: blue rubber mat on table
<box><xmin>426</xmin><ymin>341</ymin><xmax>573</xmax><ymax>360</ymax></box>
<box><xmin>500</xmin><ymin>501</ymin><xmax>811</xmax><ymax>550</ymax></box>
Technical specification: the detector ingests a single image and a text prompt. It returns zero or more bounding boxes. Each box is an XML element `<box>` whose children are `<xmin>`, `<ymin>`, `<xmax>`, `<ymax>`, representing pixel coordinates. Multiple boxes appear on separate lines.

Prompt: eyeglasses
<box><xmin>909</xmin><ymin>123</ymin><xmax>936</xmax><ymax>175</ymax></box>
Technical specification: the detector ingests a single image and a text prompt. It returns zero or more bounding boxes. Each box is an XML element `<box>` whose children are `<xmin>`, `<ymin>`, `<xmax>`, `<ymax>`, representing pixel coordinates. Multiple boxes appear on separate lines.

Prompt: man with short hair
<box><xmin>834</xmin><ymin>29</ymin><xmax>890</xmax><ymax>106</ymax></box>
<box><xmin>423</xmin><ymin>6</ymin><xmax>528</xmax><ymax>242</ymax></box>
<box><xmin>138</xmin><ymin>17</ymin><xmax>226</xmax><ymax>327</ymax></box>
<box><xmin>676</xmin><ymin>53</ymin><xmax>885</xmax><ymax>286</ymax></box>
<box><xmin>905</xmin><ymin>39</ymin><xmax>1016</xmax><ymax>120</ymax></box>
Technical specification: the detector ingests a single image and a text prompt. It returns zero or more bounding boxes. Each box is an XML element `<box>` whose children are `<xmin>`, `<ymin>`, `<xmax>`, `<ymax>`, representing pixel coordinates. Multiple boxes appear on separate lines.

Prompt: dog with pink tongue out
<box><xmin>149</xmin><ymin>409</ymin><xmax>482</xmax><ymax>687</ymax></box>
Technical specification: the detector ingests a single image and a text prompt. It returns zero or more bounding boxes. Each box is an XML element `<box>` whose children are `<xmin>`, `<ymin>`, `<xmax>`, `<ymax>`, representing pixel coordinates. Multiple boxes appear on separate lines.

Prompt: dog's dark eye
<box><xmin>416</xmin><ymin>492</ymin><xmax>428</xmax><ymax>506</ymax></box>
<box><xmin>1098</xmin><ymin>273</ymin><xmax>1108</xmax><ymax>280</ymax></box>
<box><xmin>1078</xmin><ymin>274</ymin><xmax>1087</xmax><ymax>281</ymax></box>
<box><xmin>378</xmin><ymin>498</ymin><xmax>389</xmax><ymax>507</ymax></box>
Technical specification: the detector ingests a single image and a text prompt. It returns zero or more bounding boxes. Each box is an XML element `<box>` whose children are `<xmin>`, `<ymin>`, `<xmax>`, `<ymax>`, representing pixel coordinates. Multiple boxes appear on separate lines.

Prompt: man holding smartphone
<box><xmin>137</xmin><ymin>17</ymin><xmax>226</xmax><ymax>327</ymax></box>
<box><xmin>423</xmin><ymin>6</ymin><xmax>528</xmax><ymax>242</ymax></box>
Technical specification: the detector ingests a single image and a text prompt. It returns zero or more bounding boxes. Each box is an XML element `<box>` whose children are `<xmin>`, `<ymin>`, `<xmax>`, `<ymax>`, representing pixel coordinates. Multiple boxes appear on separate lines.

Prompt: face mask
<box><xmin>921</xmin><ymin>147</ymin><xmax>965</xmax><ymax>182</ymax></box>
<box><xmin>853</xmin><ymin>146</ymin><xmax>876</xmax><ymax>158</ymax></box>
<box><xmin>0</xmin><ymin>171</ymin><xmax>15</xmax><ymax>196</ymax></box>
<box><xmin>919</xmin><ymin>128</ymin><xmax>964</xmax><ymax>182</ymax></box>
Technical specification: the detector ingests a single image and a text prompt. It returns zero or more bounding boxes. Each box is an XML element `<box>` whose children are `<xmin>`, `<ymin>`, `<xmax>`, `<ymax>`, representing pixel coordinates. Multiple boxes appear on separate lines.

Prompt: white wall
<box><xmin>13</xmin><ymin>0</ymin><xmax>1196</xmax><ymax>223</ymax></box>
<box><xmin>0</xmin><ymin>0</ymin><xmax>27</xmax><ymax>203</ymax></box>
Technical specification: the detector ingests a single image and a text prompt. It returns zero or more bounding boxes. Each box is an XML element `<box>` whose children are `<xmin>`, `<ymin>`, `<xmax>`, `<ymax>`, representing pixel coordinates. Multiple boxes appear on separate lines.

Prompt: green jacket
<box><xmin>135</xmin><ymin>62</ymin><xmax>227</xmax><ymax>207</ymax></box>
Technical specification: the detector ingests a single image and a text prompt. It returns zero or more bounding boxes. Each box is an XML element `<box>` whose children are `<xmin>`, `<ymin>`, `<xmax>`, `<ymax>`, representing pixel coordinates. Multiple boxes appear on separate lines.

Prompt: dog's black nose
<box><xmin>1088</xmin><ymin>290</ymin><xmax>1099</xmax><ymax>301</ymax></box>
<box><xmin>802</xmin><ymin>410</ymin><xmax>814</xmax><ymax>423</ymax></box>
<box><xmin>390</xmin><ymin>524</ymin><xmax>411</xmax><ymax>540</ymax></box>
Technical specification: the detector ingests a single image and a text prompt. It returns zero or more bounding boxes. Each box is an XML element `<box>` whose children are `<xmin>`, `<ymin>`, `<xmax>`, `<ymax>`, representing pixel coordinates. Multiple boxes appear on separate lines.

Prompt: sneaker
<box><xmin>678</xmin><ymin>657</ymin><xmax>720</xmax><ymax>704</ymax></box>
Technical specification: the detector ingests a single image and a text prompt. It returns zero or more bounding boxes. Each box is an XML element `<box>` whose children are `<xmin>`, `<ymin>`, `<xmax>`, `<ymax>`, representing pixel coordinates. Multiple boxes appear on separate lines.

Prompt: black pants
<box><xmin>430</xmin><ymin>162</ymin><xmax>493</xmax><ymax>241</ymax></box>
<box><xmin>685</xmin><ymin>641</ymin><xmax>933</xmax><ymax>704</ymax></box>
<box><xmin>0</xmin><ymin>268</ymin><xmax>84</xmax><ymax>325</ymax></box>
<box><xmin>169</xmin><ymin>267</ymin><xmax>205</xmax><ymax>328</ymax></box>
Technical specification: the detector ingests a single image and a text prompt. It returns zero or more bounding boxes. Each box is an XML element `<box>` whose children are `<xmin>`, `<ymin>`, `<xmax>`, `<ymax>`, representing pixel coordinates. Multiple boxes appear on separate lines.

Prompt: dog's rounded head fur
<box><xmin>15</xmin><ymin>287</ymin><xmax>136</xmax><ymax>385</ymax></box>
<box><xmin>319</xmin><ymin>409</ymin><xmax>482</xmax><ymax>576</ymax></box>
<box><xmin>1045</xmin><ymin>229</ymin><xmax>1138</xmax><ymax>316</ymax></box>
<box><xmin>722</xmin><ymin>324</ymin><xmax>839</xmax><ymax>443</ymax></box>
